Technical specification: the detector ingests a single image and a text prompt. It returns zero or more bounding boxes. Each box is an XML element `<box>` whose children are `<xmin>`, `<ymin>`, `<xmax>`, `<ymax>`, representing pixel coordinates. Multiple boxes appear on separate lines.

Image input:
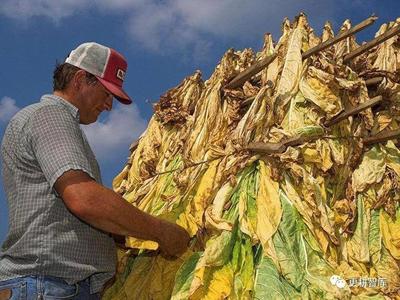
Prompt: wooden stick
<box><xmin>365</xmin><ymin>77</ymin><xmax>383</xmax><ymax>86</ymax></box>
<box><xmin>246</xmin><ymin>141</ymin><xmax>285</xmax><ymax>154</ymax></box>
<box><xmin>343</xmin><ymin>24</ymin><xmax>400</xmax><ymax>63</ymax></box>
<box><xmin>224</xmin><ymin>53</ymin><xmax>277</xmax><ymax>89</ymax></box>
<box><xmin>364</xmin><ymin>129</ymin><xmax>400</xmax><ymax>145</ymax></box>
<box><xmin>224</xmin><ymin>16</ymin><xmax>377</xmax><ymax>89</ymax></box>
<box><xmin>325</xmin><ymin>95</ymin><xmax>383</xmax><ymax>127</ymax></box>
<box><xmin>302</xmin><ymin>16</ymin><xmax>378</xmax><ymax>59</ymax></box>
<box><xmin>246</xmin><ymin>133</ymin><xmax>323</xmax><ymax>154</ymax></box>
<box><xmin>283</xmin><ymin>133</ymin><xmax>324</xmax><ymax>147</ymax></box>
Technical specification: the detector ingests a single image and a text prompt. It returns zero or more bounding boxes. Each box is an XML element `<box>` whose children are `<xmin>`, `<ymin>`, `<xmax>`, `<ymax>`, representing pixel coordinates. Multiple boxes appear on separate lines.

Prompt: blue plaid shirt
<box><xmin>0</xmin><ymin>94</ymin><xmax>116</xmax><ymax>293</ymax></box>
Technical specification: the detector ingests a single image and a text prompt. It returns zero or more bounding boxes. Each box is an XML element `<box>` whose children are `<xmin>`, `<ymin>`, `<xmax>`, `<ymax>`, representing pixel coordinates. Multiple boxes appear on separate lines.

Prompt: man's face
<box><xmin>77</xmin><ymin>75</ymin><xmax>113</xmax><ymax>124</ymax></box>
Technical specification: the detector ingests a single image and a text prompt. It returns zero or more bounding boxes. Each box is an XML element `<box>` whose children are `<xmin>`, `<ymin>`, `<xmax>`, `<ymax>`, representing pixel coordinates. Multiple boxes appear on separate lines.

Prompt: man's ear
<box><xmin>72</xmin><ymin>69</ymin><xmax>86</xmax><ymax>91</ymax></box>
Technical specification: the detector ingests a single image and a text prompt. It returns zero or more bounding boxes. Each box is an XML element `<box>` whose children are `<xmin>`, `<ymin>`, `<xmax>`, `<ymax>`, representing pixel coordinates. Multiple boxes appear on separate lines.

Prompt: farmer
<box><xmin>0</xmin><ymin>42</ymin><xmax>190</xmax><ymax>300</ymax></box>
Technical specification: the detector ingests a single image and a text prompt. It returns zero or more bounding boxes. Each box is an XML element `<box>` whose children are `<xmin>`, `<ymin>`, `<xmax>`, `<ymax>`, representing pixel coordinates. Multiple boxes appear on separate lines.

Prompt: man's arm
<box><xmin>54</xmin><ymin>169</ymin><xmax>190</xmax><ymax>257</ymax></box>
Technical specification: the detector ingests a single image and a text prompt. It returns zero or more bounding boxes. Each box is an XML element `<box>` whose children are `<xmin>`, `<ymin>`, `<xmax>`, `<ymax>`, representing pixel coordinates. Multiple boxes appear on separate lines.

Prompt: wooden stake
<box><xmin>246</xmin><ymin>133</ymin><xmax>323</xmax><ymax>154</ymax></box>
<box><xmin>364</xmin><ymin>129</ymin><xmax>400</xmax><ymax>145</ymax></box>
<box><xmin>325</xmin><ymin>95</ymin><xmax>383</xmax><ymax>127</ymax></box>
<box><xmin>302</xmin><ymin>16</ymin><xmax>378</xmax><ymax>59</ymax></box>
<box><xmin>224</xmin><ymin>16</ymin><xmax>378</xmax><ymax>90</ymax></box>
<box><xmin>343</xmin><ymin>23</ymin><xmax>400</xmax><ymax>63</ymax></box>
<box><xmin>224</xmin><ymin>16</ymin><xmax>377</xmax><ymax>89</ymax></box>
<box><xmin>365</xmin><ymin>77</ymin><xmax>383</xmax><ymax>86</ymax></box>
<box><xmin>282</xmin><ymin>133</ymin><xmax>324</xmax><ymax>147</ymax></box>
<box><xmin>224</xmin><ymin>53</ymin><xmax>277</xmax><ymax>89</ymax></box>
<box><xmin>246</xmin><ymin>141</ymin><xmax>285</xmax><ymax>154</ymax></box>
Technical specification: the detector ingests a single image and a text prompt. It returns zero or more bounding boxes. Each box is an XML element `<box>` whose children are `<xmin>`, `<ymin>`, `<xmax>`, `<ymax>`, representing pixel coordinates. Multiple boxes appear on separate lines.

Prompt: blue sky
<box><xmin>0</xmin><ymin>0</ymin><xmax>399</xmax><ymax>243</ymax></box>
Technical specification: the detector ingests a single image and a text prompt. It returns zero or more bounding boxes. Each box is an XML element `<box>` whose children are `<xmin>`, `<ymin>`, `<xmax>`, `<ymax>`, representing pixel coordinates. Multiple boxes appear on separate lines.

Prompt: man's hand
<box><xmin>157</xmin><ymin>221</ymin><xmax>190</xmax><ymax>257</ymax></box>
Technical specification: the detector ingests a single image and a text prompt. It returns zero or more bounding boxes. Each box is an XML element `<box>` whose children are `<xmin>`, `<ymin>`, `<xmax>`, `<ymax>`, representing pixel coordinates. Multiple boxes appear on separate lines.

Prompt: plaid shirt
<box><xmin>0</xmin><ymin>94</ymin><xmax>116</xmax><ymax>293</ymax></box>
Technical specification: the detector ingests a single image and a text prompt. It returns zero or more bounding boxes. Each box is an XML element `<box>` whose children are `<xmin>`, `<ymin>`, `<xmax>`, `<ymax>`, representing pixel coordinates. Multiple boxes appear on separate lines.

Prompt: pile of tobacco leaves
<box><xmin>103</xmin><ymin>13</ymin><xmax>400</xmax><ymax>300</ymax></box>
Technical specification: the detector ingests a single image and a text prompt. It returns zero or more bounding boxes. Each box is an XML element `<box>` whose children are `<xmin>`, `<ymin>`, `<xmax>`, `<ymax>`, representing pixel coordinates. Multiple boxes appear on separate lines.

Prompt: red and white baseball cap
<box><xmin>65</xmin><ymin>42</ymin><xmax>132</xmax><ymax>104</ymax></box>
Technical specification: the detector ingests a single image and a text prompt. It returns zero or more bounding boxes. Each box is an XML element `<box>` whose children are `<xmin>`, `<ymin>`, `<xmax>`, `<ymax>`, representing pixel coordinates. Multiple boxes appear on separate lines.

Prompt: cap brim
<box><xmin>96</xmin><ymin>77</ymin><xmax>132</xmax><ymax>105</ymax></box>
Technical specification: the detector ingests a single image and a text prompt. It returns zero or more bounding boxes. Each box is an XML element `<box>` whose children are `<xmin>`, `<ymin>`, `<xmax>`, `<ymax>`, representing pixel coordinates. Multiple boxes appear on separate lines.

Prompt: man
<box><xmin>0</xmin><ymin>42</ymin><xmax>190</xmax><ymax>299</ymax></box>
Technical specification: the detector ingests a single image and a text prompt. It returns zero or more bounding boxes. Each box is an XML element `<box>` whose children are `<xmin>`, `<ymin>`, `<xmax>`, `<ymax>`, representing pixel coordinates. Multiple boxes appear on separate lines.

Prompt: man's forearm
<box><xmin>55</xmin><ymin>170</ymin><xmax>190</xmax><ymax>256</ymax></box>
<box><xmin>77</xmin><ymin>182</ymin><xmax>164</xmax><ymax>243</ymax></box>
<box><xmin>55</xmin><ymin>170</ymin><xmax>164</xmax><ymax>243</ymax></box>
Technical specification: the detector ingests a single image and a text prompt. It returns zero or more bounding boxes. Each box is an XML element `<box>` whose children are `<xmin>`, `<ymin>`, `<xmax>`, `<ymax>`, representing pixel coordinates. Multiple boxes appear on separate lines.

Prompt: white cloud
<box><xmin>0</xmin><ymin>97</ymin><xmax>20</xmax><ymax>122</ymax></box>
<box><xmin>0</xmin><ymin>0</ymin><xmax>347</xmax><ymax>56</ymax></box>
<box><xmin>0</xmin><ymin>0</ymin><xmax>91</xmax><ymax>21</ymax></box>
<box><xmin>122</xmin><ymin>0</ymin><xmax>338</xmax><ymax>57</ymax></box>
<box><xmin>82</xmin><ymin>102</ymin><xmax>147</xmax><ymax>161</ymax></box>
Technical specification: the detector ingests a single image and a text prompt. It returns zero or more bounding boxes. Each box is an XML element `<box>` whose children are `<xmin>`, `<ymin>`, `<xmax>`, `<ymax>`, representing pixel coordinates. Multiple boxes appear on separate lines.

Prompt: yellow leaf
<box><xmin>203</xmin><ymin>264</ymin><xmax>234</xmax><ymax>300</ymax></box>
<box><xmin>256</xmin><ymin>161</ymin><xmax>282</xmax><ymax>249</ymax></box>
<box><xmin>352</xmin><ymin>146</ymin><xmax>386</xmax><ymax>192</ymax></box>
<box><xmin>380</xmin><ymin>208</ymin><xmax>400</xmax><ymax>260</ymax></box>
<box><xmin>176</xmin><ymin>211</ymin><xmax>198</xmax><ymax>237</ymax></box>
<box><xmin>190</xmin><ymin>159</ymin><xmax>221</xmax><ymax>226</ymax></box>
<box><xmin>125</xmin><ymin>238</ymin><xmax>158</xmax><ymax>250</ymax></box>
<box><xmin>299</xmin><ymin>67</ymin><xmax>342</xmax><ymax>117</ymax></box>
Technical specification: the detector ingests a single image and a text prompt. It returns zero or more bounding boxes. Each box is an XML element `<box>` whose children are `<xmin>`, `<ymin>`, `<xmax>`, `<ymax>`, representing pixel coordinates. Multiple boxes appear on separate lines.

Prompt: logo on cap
<box><xmin>116</xmin><ymin>69</ymin><xmax>125</xmax><ymax>81</ymax></box>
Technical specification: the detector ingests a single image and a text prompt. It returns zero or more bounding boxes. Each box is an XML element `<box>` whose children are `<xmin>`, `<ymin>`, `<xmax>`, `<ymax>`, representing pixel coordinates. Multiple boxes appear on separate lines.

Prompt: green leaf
<box><xmin>348</xmin><ymin>195</ymin><xmax>370</xmax><ymax>263</ymax></box>
<box><xmin>245</xmin><ymin>164</ymin><xmax>259</xmax><ymax>233</ymax></box>
<box><xmin>272</xmin><ymin>191</ymin><xmax>306</xmax><ymax>289</ymax></box>
<box><xmin>254</xmin><ymin>255</ymin><xmax>301</xmax><ymax>300</ymax></box>
<box><xmin>294</xmin><ymin>125</ymin><xmax>324</xmax><ymax>138</ymax></box>
<box><xmin>223</xmin><ymin>164</ymin><xmax>258</xmax><ymax>222</ymax></box>
<box><xmin>369</xmin><ymin>209</ymin><xmax>381</xmax><ymax>265</ymax></box>
<box><xmin>232</xmin><ymin>233</ymin><xmax>255</xmax><ymax>298</ymax></box>
<box><xmin>200</xmin><ymin>230</ymin><xmax>234</xmax><ymax>267</ymax></box>
<box><xmin>171</xmin><ymin>252</ymin><xmax>202</xmax><ymax>300</ymax></box>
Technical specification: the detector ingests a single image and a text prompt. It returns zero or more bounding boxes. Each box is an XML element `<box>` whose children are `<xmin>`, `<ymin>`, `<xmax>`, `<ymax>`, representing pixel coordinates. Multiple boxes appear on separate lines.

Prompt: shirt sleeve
<box><xmin>29</xmin><ymin>105</ymin><xmax>96</xmax><ymax>189</ymax></box>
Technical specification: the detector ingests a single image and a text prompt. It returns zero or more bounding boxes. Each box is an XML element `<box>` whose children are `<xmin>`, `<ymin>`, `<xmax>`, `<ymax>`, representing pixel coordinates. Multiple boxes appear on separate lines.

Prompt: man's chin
<box><xmin>80</xmin><ymin>116</ymin><xmax>98</xmax><ymax>125</ymax></box>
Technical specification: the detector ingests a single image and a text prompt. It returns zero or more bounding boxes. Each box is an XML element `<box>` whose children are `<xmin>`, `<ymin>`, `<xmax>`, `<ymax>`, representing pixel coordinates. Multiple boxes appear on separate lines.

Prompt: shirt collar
<box><xmin>40</xmin><ymin>94</ymin><xmax>80</xmax><ymax>121</ymax></box>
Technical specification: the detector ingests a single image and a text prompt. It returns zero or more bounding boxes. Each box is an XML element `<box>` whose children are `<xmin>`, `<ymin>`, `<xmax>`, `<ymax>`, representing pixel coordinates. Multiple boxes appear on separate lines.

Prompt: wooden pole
<box><xmin>246</xmin><ymin>133</ymin><xmax>323</xmax><ymax>154</ymax></box>
<box><xmin>224</xmin><ymin>53</ymin><xmax>277</xmax><ymax>89</ymax></box>
<box><xmin>364</xmin><ymin>129</ymin><xmax>400</xmax><ymax>145</ymax></box>
<box><xmin>302</xmin><ymin>16</ymin><xmax>378</xmax><ymax>59</ymax></box>
<box><xmin>365</xmin><ymin>77</ymin><xmax>383</xmax><ymax>86</ymax></box>
<box><xmin>224</xmin><ymin>16</ymin><xmax>378</xmax><ymax>90</ymax></box>
<box><xmin>246</xmin><ymin>141</ymin><xmax>285</xmax><ymax>154</ymax></box>
<box><xmin>282</xmin><ymin>133</ymin><xmax>324</xmax><ymax>147</ymax></box>
<box><xmin>343</xmin><ymin>24</ymin><xmax>400</xmax><ymax>63</ymax></box>
<box><xmin>325</xmin><ymin>95</ymin><xmax>383</xmax><ymax>127</ymax></box>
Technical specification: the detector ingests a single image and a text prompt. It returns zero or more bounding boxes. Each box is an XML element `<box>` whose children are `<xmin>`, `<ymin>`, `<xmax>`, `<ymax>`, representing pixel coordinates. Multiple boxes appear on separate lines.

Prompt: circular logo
<box><xmin>330</xmin><ymin>275</ymin><xmax>340</xmax><ymax>285</ymax></box>
<box><xmin>330</xmin><ymin>275</ymin><xmax>346</xmax><ymax>289</ymax></box>
<box><xmin>336</xmin><ymin>279</ymin><xmax>346</xmax><ymax>289</ymax></box>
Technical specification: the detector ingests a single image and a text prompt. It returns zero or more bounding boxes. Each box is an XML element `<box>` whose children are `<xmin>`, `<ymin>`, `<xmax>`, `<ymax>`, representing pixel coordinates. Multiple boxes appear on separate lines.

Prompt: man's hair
<box><xmin>53</xmin><ymin>62</ymin><xmax>98</xmax><ymax>91</ymax></box>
